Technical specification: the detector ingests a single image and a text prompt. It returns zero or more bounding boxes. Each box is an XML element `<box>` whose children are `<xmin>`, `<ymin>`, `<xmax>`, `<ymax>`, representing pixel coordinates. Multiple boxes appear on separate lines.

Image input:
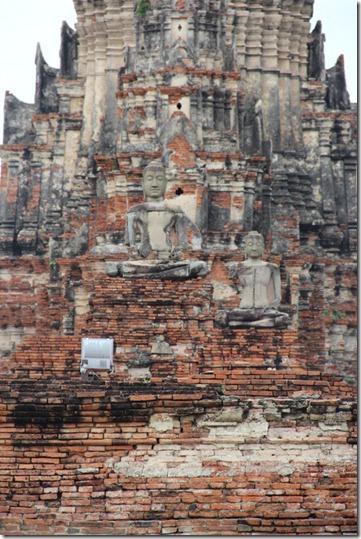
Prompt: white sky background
<box><xmin>0</xmin><ymin>0</ymin><xmax>358</xmax><ymax>143</ymax></box>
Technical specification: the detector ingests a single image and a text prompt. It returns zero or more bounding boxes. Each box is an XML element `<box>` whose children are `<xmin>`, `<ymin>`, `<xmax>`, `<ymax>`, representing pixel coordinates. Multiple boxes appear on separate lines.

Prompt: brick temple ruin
<box><xmin>0</xmin><ymin>0</ymin><xmax>357</xmax><ymax>535</ymax></box>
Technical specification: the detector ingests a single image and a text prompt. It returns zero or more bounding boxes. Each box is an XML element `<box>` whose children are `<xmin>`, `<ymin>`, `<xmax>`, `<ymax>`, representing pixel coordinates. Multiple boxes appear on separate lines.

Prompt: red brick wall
<box><xmin>0</xmin><ymin>260</ymin><xmax>357</xmax><ymax>534</ymax></box>
<box><xmin>0</xmin><ymin>377</ymin><xmax>356</xmax><ymax>535</ymax></box>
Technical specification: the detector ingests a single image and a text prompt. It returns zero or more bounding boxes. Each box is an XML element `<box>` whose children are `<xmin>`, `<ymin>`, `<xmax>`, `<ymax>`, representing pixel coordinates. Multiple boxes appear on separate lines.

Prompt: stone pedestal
<box><xmin>216</xmin><ymin>307</ymin><xmax>290</xmax><ymax>328</ymax></box>
<box><xmin>105</xmin><ymin>259</ymin><xmax>207</xmax><ymax>279</ymax></box>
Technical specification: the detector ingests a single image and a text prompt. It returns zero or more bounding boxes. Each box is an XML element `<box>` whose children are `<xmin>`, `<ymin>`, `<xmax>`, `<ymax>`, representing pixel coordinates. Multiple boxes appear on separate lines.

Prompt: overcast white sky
<box><xmin>0</xmin><ymin>0</ymin><xmax>358</xmax><ymax>143</ymax></box>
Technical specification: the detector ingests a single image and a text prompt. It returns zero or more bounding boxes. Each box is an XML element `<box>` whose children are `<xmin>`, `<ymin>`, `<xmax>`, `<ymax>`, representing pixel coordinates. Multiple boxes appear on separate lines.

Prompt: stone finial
<box><xmin>60</xmin><ymin>21</ymin><xmax>78</xmax><ymax>79</ymax></box>
<box><xmin>307</xmin><ymin>20</ymin><xmax>325</xmax><ymax>81</ymax></box>
<box><xmin>326</xmin><ymin>54</ymin><xmax>351</xmax><ymax>111</ymax></box>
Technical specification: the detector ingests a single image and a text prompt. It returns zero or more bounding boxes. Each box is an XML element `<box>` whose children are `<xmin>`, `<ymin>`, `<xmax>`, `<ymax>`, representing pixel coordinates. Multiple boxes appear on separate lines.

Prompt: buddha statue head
<box><xmin>243</xmin><ymin>231</ymin><xmax>265</xmax><ymax>261</ymax></box>
<box><xmin>142</xmin><ymin>162</ymin><xmax>167</xmax><ymax>202</ymax></box>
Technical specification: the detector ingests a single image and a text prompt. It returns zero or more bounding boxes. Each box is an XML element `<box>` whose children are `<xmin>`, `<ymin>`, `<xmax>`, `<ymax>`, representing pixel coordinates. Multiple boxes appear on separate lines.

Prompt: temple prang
<box><xmin>0</xmin><ymin>0</ymin><xmax>357</xmax><ymax>535</ymax></box>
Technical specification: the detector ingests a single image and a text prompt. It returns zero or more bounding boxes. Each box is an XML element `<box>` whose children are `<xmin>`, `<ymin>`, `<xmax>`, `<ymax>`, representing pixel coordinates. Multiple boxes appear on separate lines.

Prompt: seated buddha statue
<box><xmin>106</xmin><ymin>161</ymin><xmax>206</xmax><ymax>279</ymax></box>
<box><xmin>217</xmin><ymin>231</ymin><xmax>289</xmax><ymax>328</ymax></box>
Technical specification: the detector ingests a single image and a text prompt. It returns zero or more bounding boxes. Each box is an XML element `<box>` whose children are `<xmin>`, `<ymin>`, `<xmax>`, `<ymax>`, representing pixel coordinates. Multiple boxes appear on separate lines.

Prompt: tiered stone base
<box><xmin>0</xmin><ymin>270</ymin><xmax>357</xmax><ymax>535</ymax></box>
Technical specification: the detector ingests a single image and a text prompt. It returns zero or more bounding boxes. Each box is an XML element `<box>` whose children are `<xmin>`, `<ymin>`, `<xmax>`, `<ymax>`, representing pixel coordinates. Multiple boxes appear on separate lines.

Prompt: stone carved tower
<box><xmin>0</xmin><ymin>0</ymin><xmax>357</xmax><ymax>535</ymax></box>
<box><xmin>1</xmin><ymin>0</ymin><xmax>357</xmax><ymax>256</ymax></box>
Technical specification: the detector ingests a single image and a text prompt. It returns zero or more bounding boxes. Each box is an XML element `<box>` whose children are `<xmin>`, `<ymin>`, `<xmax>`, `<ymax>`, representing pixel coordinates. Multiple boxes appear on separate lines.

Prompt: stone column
<box><xmin>78</xmin><ymin>5</ymin><xmax>97</xmax><ymax>149</ymax></box>
<box><xmin>103</xmin><ymin>1</ymin><xmax>127</xmax><ymax>150</ymax></box>
<box><xmin>344</xmin><ymin>157</ymin><xmax>357</xmax><ymax>226</ymax></box>
<box><xmin>299</xmin><ymin>0</ymin><xmax>314</xmax><ymax>80</ymax></box>
<box><xmin>318</xmin><ymin>117</ymin><xmax>336</xmax><ymax>219</ymax></box>
<box><xmin>260</xmin><ymin>176</ymin><xmax>272</xmax><ymax>238</ymax></box>
<box><xmin>233</xmin><ymin>0</ymin><xmax>249</xmax><ymax>79</ymax></box>
<box><xmin>0</xmin><ymin>157</ymin><xmax>19</xmax><ymax>252</ymax></box>
<box><xmin>344</xmin><ymin>156</ymin><xmax>357</xmax><ymax>252</ymax></box>
<box><xmin>278</xmin><ymin>10</ymin><xmax>294</xmax><ymax>150</ymax></box>
<box><xmin>261</xmin><ymin>3</ymin><xmax>281</xmax><ymax>149</ymax></box>
<box><xmin>243</xmin><ymin>176</ymin><xmax>255</xmax><ymax>232</ymax></box>
<box><xmin>331</xmin><ymin>158</ymin><xmax>348</xmax><ymax>228</ymax></box>
<box><xmin>270</xmin><ymin>170</ymin><xmax>298</xmax><ymax>254</ymax></box>
<box><xmin>202</xmin><ymin>91</ymin><xmax>214</xmax><ymax>130</ymax></box>
<box><xmin>289</xmin><ymin>10</ymin><xmax>305</xmax><ymax>150</ymax></box>
<box><xmin>318</xmin><ymin>117</ymin><xmax>343</xmax><ymax>252</ymax></box>
<box><xmin>288</xmin><ymin>172</ymin><xmax>305</xmax><ymax>215</ymax></box>
<box><xmin>91</xmin><ymin>8</ymin><xmax>108</xmax><ymax>144</ymax></box>
<box><xmin>244</xmin><ymin>3</ymin><xmax>263</xmax><ymax>99</ymax></box>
